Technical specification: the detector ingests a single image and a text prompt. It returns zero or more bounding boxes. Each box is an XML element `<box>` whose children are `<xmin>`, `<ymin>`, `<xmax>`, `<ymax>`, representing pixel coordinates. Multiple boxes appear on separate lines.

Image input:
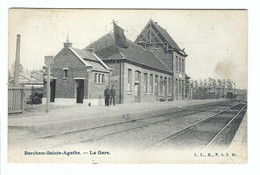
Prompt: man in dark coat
<box><xmin>104</xmin><ymin>86</ymin><xmax>110</xmax><ymax>106</ymax></box>
<box><xmin>110</xmin><ymin>85</ymin><xmax>116</xmax><ymax>106</ymax></box>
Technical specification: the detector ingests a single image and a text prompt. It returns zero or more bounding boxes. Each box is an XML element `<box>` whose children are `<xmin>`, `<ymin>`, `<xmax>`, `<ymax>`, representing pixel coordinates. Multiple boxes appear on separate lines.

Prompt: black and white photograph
<box><xmin>7</xmin><ymin>9</ymin><xmax>247</xmax><ymax>164</ymax></box>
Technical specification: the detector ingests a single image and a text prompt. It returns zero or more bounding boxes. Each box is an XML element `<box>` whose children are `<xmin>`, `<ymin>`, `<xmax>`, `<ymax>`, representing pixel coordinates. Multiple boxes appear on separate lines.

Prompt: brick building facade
<box><xmin>85</xmin><ymin>20</ymin><xmax>189</xmax><ymax>104</ymax></box>
<box><xmin>86</xmin><ymin>32</ymin><xmax>175</xmax><ymax>104</ymax></box>
<box><xmin>135</xmin><ymin>19</ymin><xmax>188</xmax><ymax>101</ymax></box>
<box><xmin>43</xmin><ymin>40</ymin><xmax>112</xmax><ymax>105</ymax></box>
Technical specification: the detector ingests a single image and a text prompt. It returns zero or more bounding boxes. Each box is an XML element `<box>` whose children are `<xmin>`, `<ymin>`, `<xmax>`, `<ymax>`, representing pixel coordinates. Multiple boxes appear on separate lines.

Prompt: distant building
<box><xmin>43</xmin><ymin>40</ymin><xmax>112</xmax><ymax>105</ymax></box>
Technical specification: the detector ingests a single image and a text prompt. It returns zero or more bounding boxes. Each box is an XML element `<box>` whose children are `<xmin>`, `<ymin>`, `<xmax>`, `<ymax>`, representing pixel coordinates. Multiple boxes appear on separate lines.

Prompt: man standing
<box><xmin>104</xmin><ymin>86</ymin><xmax>110</xmax><ymax>106</ymax></box>
<box><xmin>110</xmin><ymin>85</ymin><xmax>116</xmax><ymax>106</ymax></box>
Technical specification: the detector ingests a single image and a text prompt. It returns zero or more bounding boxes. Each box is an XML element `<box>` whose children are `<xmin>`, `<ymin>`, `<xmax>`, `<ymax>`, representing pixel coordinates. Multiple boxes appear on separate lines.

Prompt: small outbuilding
<box><xmin>43</xmin><ymin>40</ymin><xmax>112</xmax><ymax>105</ymax></box>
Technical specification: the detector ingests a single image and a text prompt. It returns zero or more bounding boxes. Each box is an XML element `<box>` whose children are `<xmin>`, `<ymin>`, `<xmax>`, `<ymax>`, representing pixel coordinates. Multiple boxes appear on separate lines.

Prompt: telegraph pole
<box><xmin>44</xmin><ymin>56</ymin><xmax>54</xmax><ymax>113</ymax></box>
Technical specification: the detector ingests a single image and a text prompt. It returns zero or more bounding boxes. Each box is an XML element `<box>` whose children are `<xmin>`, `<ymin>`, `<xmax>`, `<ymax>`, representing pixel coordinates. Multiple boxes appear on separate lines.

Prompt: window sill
<box><xmin>127</xmin><ymin>91</ymin><xmax>132</xmax><ymax>95</ymax></box>
<box><xmin>94</xmin><ymin>82</ymin><xmax>106</xmax><ymax>85</ymax></box>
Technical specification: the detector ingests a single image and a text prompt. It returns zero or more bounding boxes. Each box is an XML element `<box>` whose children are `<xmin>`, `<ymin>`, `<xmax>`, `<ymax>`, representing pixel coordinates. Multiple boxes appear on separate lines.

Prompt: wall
<box><xmin>172</xmin><ymin>51</ymin><xmax>186</xmax><ymax>100</ymax></box>
<box><xmin>104</xmin><ymin>60</ymin><xmax>121</xmax><ymax>104</ymax></box>
<box><xmin>123</xmin><ymin>62</ymin><xmax>172</xmax><ymax>104</ymax></box>
<box><xmin>44</xmin><ymin>47</ymin><xmax>109</xmax><ymax>105</ymax></box>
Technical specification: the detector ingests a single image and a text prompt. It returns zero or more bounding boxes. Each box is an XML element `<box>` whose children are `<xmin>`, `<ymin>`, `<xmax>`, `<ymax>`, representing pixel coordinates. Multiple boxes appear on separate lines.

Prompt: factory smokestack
<box><xmin>14</xmin><ymin>34</ymin><xmax>21</xmax><ymax>86</ymax></box>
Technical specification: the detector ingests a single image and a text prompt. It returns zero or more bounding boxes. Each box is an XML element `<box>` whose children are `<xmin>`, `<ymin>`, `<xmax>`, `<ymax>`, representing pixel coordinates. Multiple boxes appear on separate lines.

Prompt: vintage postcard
<box><xmin>8</xmin><ymin>9</ymin><xmax>247</xmax><ymax>163</ymax></box>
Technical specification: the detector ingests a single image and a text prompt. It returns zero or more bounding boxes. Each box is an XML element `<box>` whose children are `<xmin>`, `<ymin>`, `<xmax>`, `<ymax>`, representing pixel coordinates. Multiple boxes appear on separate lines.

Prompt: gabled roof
<box><xmin>150</xmin><ymin>20</ymin><xmax>181</xmax><ymax>51</ymax></box>
<box><xmin>119</xmin><ymin>40</ymin><xmax>172</xmax><ymax>73</ymax></box>
<box><xmin>69</xmin><ymin>47</ymin><xmax>110</xmax><ymax>72</ymax></box>
<box><xmin>71</xmin><ymin>47</ymin><xmax>97</xmax><ymax>61</ymax></box>
<box><xmin>19</xmin><ymin>73</ymin><xmax>43</xmax><ymax>85</ymax></box>
<box><xmin>85</xmin><ymin>32</ymin><xmax>172</xmax><ymax>73</ymax></box>
<box><xmin>135</xmin><ymin>20</ymin><xmax>187</xmax><ymax>57</ymax></box>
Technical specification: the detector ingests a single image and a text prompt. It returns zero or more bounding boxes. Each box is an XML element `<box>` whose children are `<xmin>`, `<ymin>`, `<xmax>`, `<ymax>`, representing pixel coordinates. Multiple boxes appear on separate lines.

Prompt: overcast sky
<box><xmin>8</xmin><ymin>9</ymin><xmax>247</xmax><ymax>89</ymax></box>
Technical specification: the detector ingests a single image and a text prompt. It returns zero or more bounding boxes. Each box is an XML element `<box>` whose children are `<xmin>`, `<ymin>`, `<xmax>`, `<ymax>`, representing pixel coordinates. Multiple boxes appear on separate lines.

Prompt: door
<box><xmin>164</xmin><ymin>78</ymin><xmax>167</xmax><ymax>100</ymax></box>
<box><xmin>50</xmin><ymin>79</ymin><xmax>56</xmax><ymax>102</ymax></box>
<box><xmin>76</xmin><ymin>79</ymin><xmax>84</xmax><ymax>103</ymax></box>
<box><xmin>155</xmin><ymin>75</ymin><xmax>158</xmax><ymax>101</ymax></box>
<box><xmin>134</xmin><ymin>83</ymin><xmax>140</xmax><ymax>103</ymax></box>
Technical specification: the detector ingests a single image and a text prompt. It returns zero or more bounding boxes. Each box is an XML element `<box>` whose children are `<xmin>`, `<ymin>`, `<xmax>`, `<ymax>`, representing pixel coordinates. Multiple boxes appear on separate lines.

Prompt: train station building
<box><xmin>44</xmin><ymin>19</ymin><xmax>190</xmax><ymax>105</ymax></box>
<box><xmin>85</xmin><ymin>20</ymin><xmax>189</xmax><ymax>104</ymax></box>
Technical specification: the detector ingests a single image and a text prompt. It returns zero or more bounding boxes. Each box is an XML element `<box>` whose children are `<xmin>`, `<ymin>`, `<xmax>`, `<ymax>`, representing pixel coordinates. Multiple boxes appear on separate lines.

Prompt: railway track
<box><xmin>46</xmin><ymin>100</ymin><xmax>241</xmax><ymax>149</ymax></box>
<box><xmin>142</xmin><ymin>102</ymin><xmax>247</xmax><ymax>150</ymax></box>
<box><xmin>41</xmin><ymin>100</ymin><xmax>233</xmax><ymax>139</ymax></box>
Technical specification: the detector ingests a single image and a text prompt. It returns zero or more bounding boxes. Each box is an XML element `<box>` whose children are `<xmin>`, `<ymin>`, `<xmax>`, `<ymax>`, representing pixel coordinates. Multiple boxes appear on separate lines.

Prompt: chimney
<box><xmin>86</xmin><ymin>47</ymin><xmax>95</xmax><ymax>53</ymax></box>
<box><xmin>64</xmin><ymin>36</ymin><xmax>72</xmax><ymax>48</ymax></box>
<box><xmin>14</xmin><ymin>34</ymin><xmax>21</xmax><ymax>86</ymax></box>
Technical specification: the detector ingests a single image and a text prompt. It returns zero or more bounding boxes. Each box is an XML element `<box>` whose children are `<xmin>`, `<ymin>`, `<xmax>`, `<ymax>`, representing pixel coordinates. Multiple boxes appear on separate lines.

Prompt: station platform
<box><xmin>9</xmin><ymin>99</ymin><xmax>226</xmax><ymax>138</ymax></box>
<box><xmin>229</xmin><ymin>111</ymin><xmax>247</xmax><ymax>154</ymax></box>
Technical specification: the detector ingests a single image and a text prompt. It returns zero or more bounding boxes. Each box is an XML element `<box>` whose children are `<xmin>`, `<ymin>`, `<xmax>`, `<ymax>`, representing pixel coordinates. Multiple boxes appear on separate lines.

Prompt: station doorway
<box><xmin>50</xmin><ymin>79</ymin><xmax>56</xmax><ymax>102</ymax></box>
<box><xmin>134</xmin><ymin>83</ymin><xmax>140</xmax><ymax>103</ymax></box>
<box><xmin>75</xmin><ymin>79</ymin><xmax>84</xmax><ymax>103</ymax></box>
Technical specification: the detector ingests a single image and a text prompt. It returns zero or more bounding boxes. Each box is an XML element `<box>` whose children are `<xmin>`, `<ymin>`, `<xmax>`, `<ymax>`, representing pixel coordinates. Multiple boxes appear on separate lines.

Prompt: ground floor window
<box><xmin>150</xmin><ymin>74</ymin><xmax>153</xmax><ymax>93</ymax></box>
<box><xmin>94</xmin><ymin>72</ymin><xmax>106</xmax><ymax>84</ymax></box>
<box><xmin>127</xmin><ymin>69</ymin><xmax>132</xmax><ymax>92</ymax></box>
<box><xmin>102</xmin><ymin>74</ymin><xmax>105</xmax><ymax>83</ymax></box>
<box><xmin>144</xmin><ymin>73</ymin><xmax>148</xmax><ymax>93</ymax></box>
<box><xmin>160</xmin><ymin>76</ymin><xmax>163</xmax><ymax>93</ymax></box>
<box><xmin>94</xmin><ymin>73</ymin><xmax>98</xmax><ymax>83</ymax></box>
<box><xmin>179</xmin><ymin>79</ymin><xmax>182</xmax><ymax>94</ymax></box>
<box><xmin>168</xmin><ymin>78</ymin><xmax>171</xmax><ymax>93</ymax></box>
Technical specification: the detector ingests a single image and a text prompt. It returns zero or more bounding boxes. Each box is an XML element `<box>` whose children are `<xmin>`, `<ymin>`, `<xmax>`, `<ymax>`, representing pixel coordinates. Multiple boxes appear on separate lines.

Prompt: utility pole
<box><xmin>44</xmin><ymin>56</ymin><xmax>54</xmax><ymax>113</ymax></box>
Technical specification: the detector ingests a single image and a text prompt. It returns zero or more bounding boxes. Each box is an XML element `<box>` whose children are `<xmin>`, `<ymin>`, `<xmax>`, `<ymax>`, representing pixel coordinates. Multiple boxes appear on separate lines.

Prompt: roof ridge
<box><xmin>86</xmin><ymin>32</ymin><xmax>113</xmax><ymax>49</ymax></box>
<box><xmin>150</xmin><ymin>20</ymin><xmax>181</xmax><ymax>51</ymax></box>
<box><xmin>128</xmin><ymin>39</ymin><xmax>147</xmax><ymax>51</ymax></box>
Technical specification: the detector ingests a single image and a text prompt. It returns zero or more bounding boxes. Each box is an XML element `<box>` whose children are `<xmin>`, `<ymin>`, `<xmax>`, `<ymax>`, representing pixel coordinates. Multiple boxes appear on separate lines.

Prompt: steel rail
<box><xmin>201</xmin><ymin>104</ymin><xmax>247</xmax><ymax>151</ymax></box>
<box><xmin>141</xmin><ymin>102</ymin><xmax>243</xmax><ymax>150</ymax></box>
<box><xmin>49</xmin><ymin>102</ymin><xmax>236</xmax><ymax>148</ymax></box>
<box><xmin>73</xmin><ymin>103</ymin><xmax>238</xmax><ymax>144</ymax></box>
<box><xmin>40</xmin><ymin>101</ymin><xmax>232</xmax><ymax>139</ymax></box>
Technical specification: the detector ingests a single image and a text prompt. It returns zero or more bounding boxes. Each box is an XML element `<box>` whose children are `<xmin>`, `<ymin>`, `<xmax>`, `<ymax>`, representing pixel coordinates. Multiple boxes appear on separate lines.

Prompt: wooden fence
<box><xmin>8</xmin><ymin>86</ymin><xmax>25</xmax><ymax>114</ymax></box>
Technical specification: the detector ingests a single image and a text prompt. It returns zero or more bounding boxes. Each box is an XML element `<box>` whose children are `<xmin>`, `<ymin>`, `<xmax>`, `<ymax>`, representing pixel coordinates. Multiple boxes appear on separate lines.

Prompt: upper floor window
<box><xmin>63</xmin><ymin>68</ymin><xmax>68</xmax><ymax>78</ymax></box>
<box><xmin>176</xmin><ymin>56</ymin><xmax>178</xmax><ymax>71</ymax></box>
<box><xmin>179</xmin><ymin>58</ymin><xmax>182</xmax><ymax>72</ymax></box>
<box><xmin>182</xmin><ymin>59</ymin><xmax>185</xmax><ymax>73</ymax></box>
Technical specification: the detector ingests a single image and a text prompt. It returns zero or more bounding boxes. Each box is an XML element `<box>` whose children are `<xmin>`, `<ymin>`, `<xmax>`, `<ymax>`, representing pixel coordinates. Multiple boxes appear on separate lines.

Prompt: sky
<box><xmin>8</xmin><ymin>9</ymin><xmax>247</xmax><ymax>89</ymax></box>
